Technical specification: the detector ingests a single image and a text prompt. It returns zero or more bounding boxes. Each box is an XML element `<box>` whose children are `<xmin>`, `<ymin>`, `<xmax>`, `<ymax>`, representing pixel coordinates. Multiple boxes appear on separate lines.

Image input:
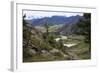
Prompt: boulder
<box><xmin>50</xmin><ymin>49</ymin><xmax>59</xmax><ymax>53</ymax></box>
<box><xmin>29</xmin><ymin>49</ymin><xmax>37</xmax><ymax>55</ymax></box>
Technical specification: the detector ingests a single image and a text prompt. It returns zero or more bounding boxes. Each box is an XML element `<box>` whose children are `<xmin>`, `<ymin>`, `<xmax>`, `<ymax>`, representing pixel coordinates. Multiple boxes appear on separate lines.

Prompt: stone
<box><xmin>29</xmin><ymin>49</ymin><xmax>36</xmax><ymax>55</ymax></box>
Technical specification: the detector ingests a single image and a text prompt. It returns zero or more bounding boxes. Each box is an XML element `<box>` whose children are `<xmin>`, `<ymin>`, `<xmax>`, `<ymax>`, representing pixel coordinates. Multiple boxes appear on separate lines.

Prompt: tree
<box><xmin>43</xmin><ymin>22</ymin><xmax>50</xmax><ymax>41</ymax></box>
<box><xmin>76</xmin><ymin>13</ymin><xmax>91</xmax><ymax>43</ymax></box>
<box><xmin>23</xmin><ymin>14</ymin><xmax>32</xmax><ymax>48</ymax></box>
<box><xmin>23</xmin><ymin>14</ymin><xmax>27</xmax><ymax>26</ymax></box>
<box><xmin>44</xmin><ymin>22</ymin><xmax>50</xmax><ymax>36</ymax></box>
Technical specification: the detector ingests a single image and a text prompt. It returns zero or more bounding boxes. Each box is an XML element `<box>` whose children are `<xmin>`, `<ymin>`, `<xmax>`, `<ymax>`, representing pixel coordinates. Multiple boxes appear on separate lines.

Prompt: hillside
<box><xmin>23</xmin><ymin>13</ymin><xmax>91</xmax><ymax>62</ymax></box>
<box><xmin>25</xmin><ymin>15</ymin><xmax>82</xmax><ymax>35</ymax></box>
<box><xmin>56</xmin><ymin>16</ymin><xmax>82</xmax><ymax>35</ymax></box>
<box><xmin>25</xmin><ymin>15</ymin><xmax>81</xmax><ymax>26</ymax></box>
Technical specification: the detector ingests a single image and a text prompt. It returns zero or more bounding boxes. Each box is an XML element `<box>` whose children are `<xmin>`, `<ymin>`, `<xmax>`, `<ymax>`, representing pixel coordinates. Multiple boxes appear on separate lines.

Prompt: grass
<box><xmin>64</xmin><ymin>35</ymin><xmax>91</xmax><ymax>59</ymax></box>
<box><xmin>35</xmin><ymin>24</ymin><xmax>64</xmax><ymax>32</ymax></box>
<box><xmin>23</xmin><ymin>53</ymin><xmax>66</xmax><ymax>62</ymax></box>
<box><xmin>23</xmin><ymin>32</ymin><xmax>91</xmax><ymax>62</ymax></box>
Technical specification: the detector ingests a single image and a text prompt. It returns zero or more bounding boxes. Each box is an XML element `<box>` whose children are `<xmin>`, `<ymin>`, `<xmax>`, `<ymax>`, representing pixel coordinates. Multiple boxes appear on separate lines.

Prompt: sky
<box><xmin>23</xmin><ymin>10</ymin><xmax>83</xmax><ymax>20</ymax></box>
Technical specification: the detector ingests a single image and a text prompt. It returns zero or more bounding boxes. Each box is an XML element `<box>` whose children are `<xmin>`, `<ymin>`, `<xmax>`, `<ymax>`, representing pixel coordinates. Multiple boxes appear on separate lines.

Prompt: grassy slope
<box><xmin>35</xmin><ymin>24</ymin><xmax>64</xmax><ymax>32</ymax></box>
<box><xmin>23</xmin><ymin>35</ymin><xmax>90</xmax><ymax>62</ymax></box>
<box><xmin>64</xmin><ymin>35</ymin><xmax>91</xmax><ymax>59</ymax></box>
<box><xmin>23</xmin><ymin>24</ymin><xmax>91</xmax><ymax>62</ymax></box>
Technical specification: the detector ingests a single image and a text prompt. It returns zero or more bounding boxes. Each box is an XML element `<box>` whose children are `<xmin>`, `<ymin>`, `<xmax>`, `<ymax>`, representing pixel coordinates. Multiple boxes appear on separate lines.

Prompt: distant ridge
<box><xmin>25</xmin><ymin>15</ymin><xmax>81</xmax><ymax>26</ymax></box>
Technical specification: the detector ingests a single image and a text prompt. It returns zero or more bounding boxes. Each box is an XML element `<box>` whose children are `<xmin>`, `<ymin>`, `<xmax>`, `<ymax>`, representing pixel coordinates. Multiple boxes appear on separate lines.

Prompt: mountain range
<box><xmin>26</xmin><ymin>15</ymin><xmax>81</xmax><ymax>26</ymax></box>
<box><xmin>25</xmin><ymin>15</ymin><xmax>82</xmax><ymax>35</ymax></box>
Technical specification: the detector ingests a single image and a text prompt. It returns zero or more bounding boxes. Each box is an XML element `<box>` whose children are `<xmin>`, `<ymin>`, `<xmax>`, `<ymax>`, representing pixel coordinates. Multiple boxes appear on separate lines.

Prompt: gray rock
<box><xmin>29</xmin><ymin>49</ymin><xmax>37</xmax><ymax>55</ymax></box>
<box><xmin>50</xmin><ymin>49</ymin><xmax>59</xmax><ymax>53</ymax></box>
<box><xmin>41</xmin><ymin>50</ymin><xmax>51</xmax><ymax>57</ymax></box>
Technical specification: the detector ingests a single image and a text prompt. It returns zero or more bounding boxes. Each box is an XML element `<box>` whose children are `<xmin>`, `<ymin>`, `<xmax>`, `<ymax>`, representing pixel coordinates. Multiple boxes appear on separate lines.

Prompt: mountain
<box><xmin>25</xmin><ymin>15</ymin><xmax>81</xmax><ymax>26</ymax></box>
<box><xmin>55</xmin><ymin>16</ymin><xmax>82</xmax><ymax>35</ymax></box>
<box><xmin>25</xmin><ymin>15</ymin><xmax>82</xmax><ymax>35</ymax></box>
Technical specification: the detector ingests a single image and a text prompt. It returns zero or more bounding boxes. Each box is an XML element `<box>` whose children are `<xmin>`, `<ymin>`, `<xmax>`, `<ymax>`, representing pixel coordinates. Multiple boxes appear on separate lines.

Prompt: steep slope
<box><xmin>56</xmin><ymin>15</ymin><xmax>82</xmax><ymax>35</ymax></box>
